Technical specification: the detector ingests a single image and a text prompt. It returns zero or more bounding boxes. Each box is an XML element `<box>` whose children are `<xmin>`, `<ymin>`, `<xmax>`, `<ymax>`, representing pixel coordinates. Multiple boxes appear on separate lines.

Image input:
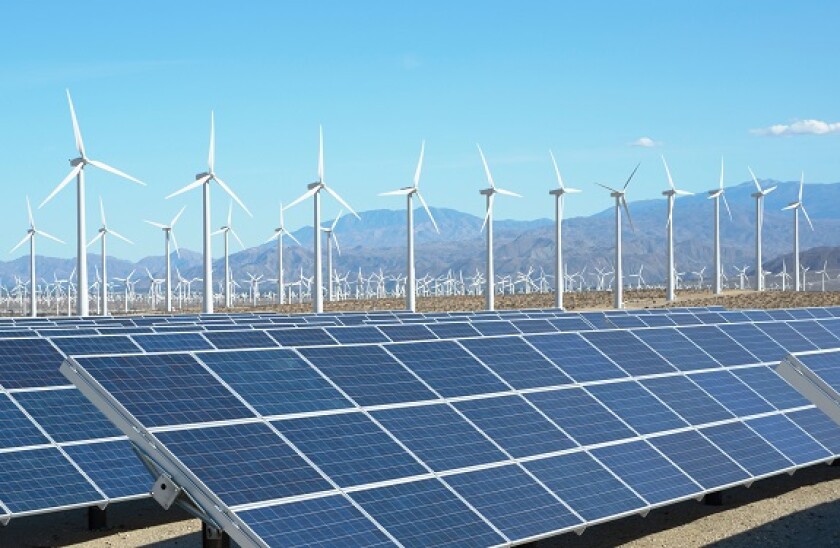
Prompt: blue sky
<box><xmin>2</xmin><ymin>1</ymin><xmax>839</xmax><ymax>260</ymax></box>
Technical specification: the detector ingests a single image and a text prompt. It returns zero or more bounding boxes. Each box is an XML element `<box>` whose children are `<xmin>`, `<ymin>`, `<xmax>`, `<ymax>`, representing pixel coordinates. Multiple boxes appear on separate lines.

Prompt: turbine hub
<box><xmin>70</xmin><ymin>157</ymin><xmax>84</xmax><ymax>167</ymax></box>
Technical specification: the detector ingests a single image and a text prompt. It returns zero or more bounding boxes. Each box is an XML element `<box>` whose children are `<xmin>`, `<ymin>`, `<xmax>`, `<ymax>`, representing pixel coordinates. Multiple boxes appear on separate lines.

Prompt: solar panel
<box><xmin>12</xmin><ymin>388</ymin><xmax>122</xmax><ymax>442</ymax></box>
<box><xmin>0</xmin><ymin>338</ymin><xmax>68</xmax><ymax>389</ymax></box>
<box><xmin>688</xmin><ymin>370</ymin><xmax>774</xmax><ymax>416</ymax></box>
<box><xmin>326</xmin><ymin>326</ymin><xmax>390</xmax><ymax>345</ymax></box>
<box><xmin>63</xmin><ymin>440</ymin><xmax>153</xmax><ymax>499</ymax></box>
<box><xmin>731</xmin><ymin>367</ymin><xmax>811</xmax><ymax>410</ymax></box>
<box><xmin>787</xmin><ymin>321</ymin><xmax>840</xmax><ymax>349</ymax></box>
<box><xmin>679</xmin><ymin>326</ymin><xmax>757</xmax><ymax>366</ymax></box>
<box><xmin>426</xmin><ymin>322</ymin><xmax>480</xmax><ymax>339</ymax></box>
<box><xmin>458</xmin><ymin>337</ymin><xmax>572</xmax><ymax>389</ymax></box>
<box><xmin>471</xmin><ymin>320</ymin><xmax>520</xmax><ymax>336</ymax></box>
<box><xmin>50</xmin><ymin>335</ymin><xmax>142</xmax><ymax>356</ymax></box>
<box><xmin>267</xmin><ymin>327</ymin><xmax>337</xmax><ymax>347</ymax></box>
<box><xmin>641</xmin><ymin>376</ymin><xmax>734</xmax><ymax>425</ymax></box>
<box><xmin>526</xmin><ymin>333</ymin><xmax>627</xmax><ymax>382</ymax></box>
<box><xmin>631</xmin><ymin>329</ymin><xmax>719</xmax><ymax>371</ymax></box>
<box><xmin>582</xmin><ymin>331</ymin><xmax>676</xmax><ymax>376</ymax></box>
<box><xmin>527</xmin><ymin>389</ymin><xmax>636</xmax><ymax>446</ymax></box>
<box><xmin>787</xmin><ymin>408</ymin><xmax>840</xmax><ymax>454</ymax></box>
<box><xmin>587</xmin><ymin>381</ymin><xmax>688</xmax><ymax>435</ymax></box>
<box><xmin>647</xmin><ymin>430</ymin><xmax>750</xmax><ymax>490</ymax></box>
<box><xmin>203</xmin><ymin>329</ymin><xmax>279</xmax><ymax>350</ymax></box>
<box><xmin>699</xmin><ymin>422</ymin><xmax>793</xmax><ymax>476</ymax></box>
<box><xmin>377</xmin><ymin>324</ymin><xmax>438</xmax><ymax>342</ymax></box>
<box><xmin>0</xmin><ymin>393</ymin><xmax>51</xmax><ymax>449</ymax></box>
<box><xmin>755</xmin><ymin>322</ymin><xmax>818</xmax><ymax>353</ymax></box>
<box><xmin>131</xmin><ymin>332</ymin><xmax>213</xmax><ymax>352</ymax></box>
<box><xmin>745</xmin><ymin>415</ymin><xmax>831</xmax><ymax>465</ymax></box>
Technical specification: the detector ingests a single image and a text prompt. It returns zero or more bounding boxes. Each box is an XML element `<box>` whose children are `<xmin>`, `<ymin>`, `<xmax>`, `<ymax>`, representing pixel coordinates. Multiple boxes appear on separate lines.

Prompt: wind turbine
<box><xmin>548</xmin><ymin>150</ymin><xmax>581</xmax><ymax>310</ymax></box>
<box><xmin>748</xmin><ymin>167</ymin><xmax>777</xmax><ymax>292</ymax></box>
<box><xmin>285</xmin><ymin>126</ymin><xmax>360</xmax><ymax>313</ymax></box>
<box><xmin>212</xmin><ymin>202</ymin><xmax>245</xmax><ymax>308</ymax></box>
<box><xmin>379</xmin><ymin>141</ymin><xmax>439</xmax><ymax>312</ymax></box>
<box><xmin>10</xmin><ymin>197</ymin><xmax>64</xmax><ymax>317</ymax></box>
<box><xmin>477</xmin><ymin>144</ymin><xmax>522</xmax><ymax>311</ymax></box>
<box><xmin>707</xmin><ymin>158</ymin><xmax>732</xmax><ymax>295</ymax></box>
<box><xmin>144</xmin><ymin>206</ymin><xmax>186</xmax><ymax>312</ymax></box>
<box><xmin>88</xmin><ymin>197</ymin><xmax>132</xmax><ymax>316</ymax></box>
<box><xmin>321</xmin><ymin>210</ymin><xmax>345</xmax><ymax>302</ymax></box>
<box><xmin>39</xmin><ymin>90</ymin><xmax>144</xmax><ymax>316</ymax></box>
<box><xmin>596</xmin><ymin>163</ymin><xmax>640</xmax><ymax>309</ymax></box>
<box><xmin>166</xmin><ymin>111</ymin><xmax>251</xmax><ymax>314</ymax></box>
<box><xmin>781</xmin><ymin>172</ymin><xmax>814</xmax><ymax>292</ymax></box>
<box><xmin>266</xmin><ymin>203</ymin><xmax>301</xmax><ymax>306</ymax></box>
<box><xmin>661</xmin><ymin>156</ymin><xmax>694</xmax><ymax>301</ymax></box>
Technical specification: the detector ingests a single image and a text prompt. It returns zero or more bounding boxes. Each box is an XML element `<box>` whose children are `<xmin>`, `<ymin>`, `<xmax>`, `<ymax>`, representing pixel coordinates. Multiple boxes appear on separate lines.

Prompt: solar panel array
<box><xmin>63</xmin><ymin>308</ymin><xmax>840</xmax><ymax>547</ymax></box>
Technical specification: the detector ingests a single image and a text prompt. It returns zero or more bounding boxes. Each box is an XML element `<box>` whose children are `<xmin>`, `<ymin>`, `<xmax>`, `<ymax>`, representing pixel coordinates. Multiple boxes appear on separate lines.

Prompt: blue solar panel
<box><xmin>445</xmin><ymin>464</ymin><xmax>582</xmax><ymax>540</ymax></box>
<box><xmin>267</xmin><ymin>327</ymin><xmax>337</xmax><ymax>347</ymax></box>
<box><xmin>639</xmin><ymin>315</ymin><xmax>677</xmax><ymax>328</ymax></box>
<box><xmin>785</xmin><ymin>308</ymin><xmax>817</xmax><ymax>320</ymax></box>
<box><xmin>717</xmin><ymin>323</ymin><xmax>788</xmax><ymax>363</ymax></box>
<box><xmin>197</xmin><ymin>349</ymin><xmax>352</xmax><ymax>416</ymax></box>
<box><xmin>527</xmin><ymin>389</ymin><xmax>636</xmax><ymax>446</ymax></box>
<box><xmin>132</xmin><ymin>332</ymin><xmax>213</xmax><ymax>352</ymax></box>
<box><xmin>817</xmin><ymin>319</ymin><xmax>840</xmax><ymax>339</ymax></box>
<box><xmin>273</xmin><ymin>412</ymin><xmax>425</xmax><ymax>487</ymax></box>
<box><xmin>788</xmin><ymin>321</ymin><xmax>840</xmax><ymax>349</ymax></box>
<box><xmin>642</xmin><ymin>376</ymin><xmax>734</xmax><ymax>425</ymax></box>
<box><xmin>387</xmin><ymin>341</ymin><xmax>509</xmax><ymax>398</ymax></box>
<box><xmin>587</xmin><ymin>381</ymin><xmax>688</xmax><ymax>435</ymax></box>
<box><xmin>378</xmin><ymin>324</ymin><xmax>437</xmax><ymax>342</ymax></box>
<box><xmin>590</xmin><ymin>440</ymin><xmax>700</xmax><ymax>504</ymax></box>
<box><xmin>648</xmin><ymin>430</ymin><xmax>749</xmax><ymax>489</ymax></box>
<box><xmin>526</xmin><ymin>333</ymin><xmax>627</xmax><ymax>382</ymax></box>
<box><xmin>72</xmin><ymin>354</ymin><xmax>255</xmax><ymax>428</ymax></box>
<box><xmin>741</xmin><ymin>310</ymin><xmax>775</xmax><ymax>322</ymax></box>
<box><xmin>755</xmin><ymin>323</ymin><xmax>818</xmax><ymax>353</ymax></box>
<box><xmin>632</xmin><ymin>329</ymin><xmax>719</xmax><ymax>371</ymax></box>
<box><xmin>607</xmin><ymin>315</ymin><xmax>649</xmax><ymax>329</ymax></box>
<box><xmin>426</xmin><ymin>322</ymin><xmax>480</xmax><ymax>339</ymax></box>
<box><xmin>12</xmin><ymin>388</ymin><xmax>122</xmax><ymax>442</ymax></box>
<box><xmin>203</xmin><ymin>330</ymin><xmax>279</xmax><ymax>350</ymax></box>
<box><xmin>372</xmin><ymin>404</ymin><xmax>506</xmax><ymax>471</ymax></box>
<box><xmin>745</xmin><ymin>415</ymin><xmax>831</xmax><ymax>465</ymax></box>
<box><xmin>764</xmin><ymin>309</ymin><xmax>796</xmax><ymax>321</ymax></box>
<box><xmin>454</xmin><ymin>395</ymin><xmax>577</xmax><ymax>458</ymax></box>
<box><xmin>679</xmin><ymin>326</ymin><xmax>757</xmax><ymax>366</ymax></box>
<box><xmin>471</xmin><ymin>320</ymin><xmax>520</xmax><ymax>336</ymax></box>
<box><xmin>351</xmin><ymin>479</ymin><xmax>504</xmax><ymax>547</ymax></box>
<box><xmin>236</xmin><ymin>495</ymin><xmax>393</xmax><ymax>548</ymax></box>
<box><xmin>525</xmin><ymin>452</ymin><xmax>646</xmax><ymax>521</ymax></box>
<box><xmin>510</xmin><ymin>319</ymin><xmax>556</xmax><ymax>334</ymax></box>
<box><xmin>51</xmin><ymin>335</ymin><xmax>141</xmax><ymax>356</ymax></box>
<box><xmin>582</xmin><ymin>331</ymin><xmax>676</xmax><ymax>376</ymax></box>
<box><xmin>700</xmin><ymin>422</ymin><xmax>793</xmax><ymax>476</ymax></box>
<box><xmin>299</xmin><ymin>346</ymin><xmax>437</xmax><ymax>406</ymax></box>
<box><xmin>64</xmin><ymin>440</ymin><xmax>151</xmax><ymax>499</ymax></box>
<box><xmin>154</xmin><ymin>422</ymin><xmax>331</xmax><ymax>506</ymax></box>
<box><xmin>0</xmin><ymin>393</ymin><xmax>50</xmax><ymax>449</ymax></box>
<box><xmin>688</xmin><ymin>370</ymin><xmax>774</xmax><ymax>416</ymax></box>
<box><xmin>0</xmin><ymin>448</ymin><xmax>103</xmax><ymax>513</ymax></box>
<box><xmin>0</xmin><ymin>338</ymin><xmax>69</xmax><ymax>389</ymax></box>
<box><xmin>787</xmin><ymin>408</ymin><xmax>840</xmax><ymax>454</ymax></box>
<box><xmin>458</xmin><ymin>337</ymin><xmax>572</xmax><ymax>390</ymax></box>
<box><xmin>326</xmin><ymin>326</ymin><xmax>390</xmax><ymax>345</ymax></box>
<box><xmin>549</xmin><ymin>317</ymin><xmax>594</xmax><ymax>332</ymax></box>
<box><xmin>731</xmin><ymin>367</ymin><xmax>811</xmax><ymax>410</ymax></box>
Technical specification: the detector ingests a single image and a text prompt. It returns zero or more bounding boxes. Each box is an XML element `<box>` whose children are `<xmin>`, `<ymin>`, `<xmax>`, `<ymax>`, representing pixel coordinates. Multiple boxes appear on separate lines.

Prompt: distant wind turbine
<box><xmin>87</xmin><ymin>197</ymin><xmax>132</xmax><ymax>316</ymax></box>
<box><xmin>748</xmin><ymin>167</ymin><xmax>777</xmax><ymax>292</ymax></box>
<box><xmin>39</xmin><ymin>90</ymin><xmax>144</xmax><ymax>316</ymax></box>
<box><xmin>266</xmin><ymin>203</ymin><xmax>301</xmax><ymax>306</ymax></box>
<box><xmin>596</xmin><ymin>163</ymin><xmax>640</xmax><ymax>309</ymax></box>
<box><xmin>548</xmin><ymin>151</ymin><xmax>580</xmax><ymax>310</ymax></box>
<box><xmin>321</xmin><ymin>210</ymin><xmax>344</xmax><ymax>302</ymax></box>
<box><xmin>166</xmin><ymin>112</ymin><xmax>251</xmax><ymax>313</ymax></box>
<box><xmin>707</xmin><ymin>158</ymin><xmax>732</xmax><ymax>295</ymax></box>
<box><xmin>379</xmin><ymin>141</ymin><xmax>439</xmax><ymax>312</ymax></box>
<box><xmin>144</xmin><ymin>206</ymin><xmax>186</xmax><ymax>312</ymax></box>
<box><xmin>10</xmin><ymin>197</ymin><xmax>64</xmax><ymax>317</ymax></box>
<box><xmin>285</xmin><ymin>126</ymin><xmax>360</xmax><ymax>313</ymax></box>
<box><xmin>477</xmin><ymin>145</ymin><xmax>521</xmax><ymax>311</ymax></box>
<box><xmin>213</xmin><ymin>202</ymin><xmax>245</xmax><ymax>308</ymax></box>
<box><xmin>661</xmin><ymin>156</ymin><xmax>694</xmax><ymax>301</ymax></box>
<box><xmin>781</xmin><ymin>172</ymin><xmax>814</xmax><ymax>292</ymax></box>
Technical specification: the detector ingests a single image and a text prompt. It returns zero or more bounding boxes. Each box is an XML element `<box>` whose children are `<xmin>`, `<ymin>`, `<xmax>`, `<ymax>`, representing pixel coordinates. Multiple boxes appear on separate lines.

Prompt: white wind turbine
<box><xmin>781</xmin><ymin>172</ymin><xmax>814</xmax><ymax>292</ymax></box>
<box><xmin>477</xmin><ymin>145</ymin><xmax>521</xmax><ymax>311</ymax></box>
<box><xmin>748</xmin><ymin>167</ymin><xmax>777</xmax><ymax>292</ymax></box>
<box><xmin>285</xmin><ymin>126</ymin><xmax>360</xmax><ymax>313</ymax></box>
<box><xmin>266</xmin><ymin>203</ymin><xmax>301</xmax><ymax>306</ymax></box>
<box><xmin>10</xmin><ymin>197</ymin><xmax>64</xmax><ymax>317</ymax></box>
<box><xmin>596</xmin><ymin>164</ymin><xmax>640</xmax><ymax>309</ymax></box>
<box><xmin>212</xmin><ymin>202</ymin><xmax>245</xmax><ymax>308</ymax></box>
<box><xmin>166</xmin><ymin>112</ymin><xmax>251</xmax><ymax>314</ymax></box>
<box><xmin>39</xmin><ymin>90</ymin><xmax>144</xmax><ymax>316</ymax></box>
<box><xmin>88</xmin><ymin>197</ymin><xmax>132</xmax><ymax>316</ymax></box>
<box><xmin>548</xmin><ymin>150</ymin><xmax>581</xmax><ymax>310</ymax></box>
<box><xmin>379</xmin><ymin>141</ymin><xmax>439</xmax><ymax>312</ymax></box>
<box><xmin>321</xmin><ymin>210</ymin><xmax>344</xmax><ymax>302</ymax></box>
<box><xmin>661</xmin><ymin>156</ymin><xmax>694</xmax><ymax>302</ymax></box>
<box><xmin>707</xmin><ymin>158</ymin><xmax>732</xmax><ymax>295</ymax></box>
<box><xmin>144</xmin><ymin>206</ymin><xmax>186</xmax><ymax>312</ymax></box>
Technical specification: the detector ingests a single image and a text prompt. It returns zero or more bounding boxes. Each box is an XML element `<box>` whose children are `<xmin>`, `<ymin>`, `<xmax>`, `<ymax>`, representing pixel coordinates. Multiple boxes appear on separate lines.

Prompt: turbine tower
<box><xmin>661</xmin><ymin>156</ymin><xmax>694</xmax><ymax>302</ymax></box>
<box><xmin>596</xmin><ymin>163</ymin><xmax>640</xmax><ymax>309</ymax></box>
<box><xmin>213</xmin><ymin>202</ymin><xmax>245</xmax><ymax>308</ymax></box>
<box><xmin>548</xmin><ymin>150</ymin><xmax>580</xmax><ymax>310</ymax></box>
<box><xmin>748</xmin><ymin>167</ymin><xmax>777</xmax><ymax>292</ymax></box>
<box><xmin>782</xmin><ymin>172</ymin><xmax>814</xmax><ymax>291</ymax></box>
<box><xmin>285</xmin><ymin>126</ymin><xmax>359</xmax><ymax>313</ymax></box>
<box><xmin>266</xmin><ymin>203</ymin><xmax>301</xmax><ymax>306</ymax></box>
<box><xmin>166</xmin><ymin>112</ymin><xmax>251</xmax><ymax>314</ymax></box>
<box><xmin>379</xmin><ymin>141</ymin><xmax>439</xmax><ymax>312</ymax></box>
<box><xmin>40</xmin><ymin>90</ymin><xmax>144</xmax><ymax>316</ymax></box>
<box><xmin>144</xmin><ymin>206</ymin><xmax>186</xmax><ymax>312</ymax></box>
<box><xmin>707</xmin><ymin>158</ymin><xmax>732</xmax><ymax>295</ymax></box>
<box><xmin>477</xmin><ymin>145</ymin><xmax>521</xmax><ymax>311</ymax></box>
<box><xmin>88</xmin><ymin>197</ymin><xmax>133</xmax><ymax>316</ymax></box>
<box><xmin>10</xmin><ymin>197</ymin><xmax>64</xmax><ymax>318</ymax></box>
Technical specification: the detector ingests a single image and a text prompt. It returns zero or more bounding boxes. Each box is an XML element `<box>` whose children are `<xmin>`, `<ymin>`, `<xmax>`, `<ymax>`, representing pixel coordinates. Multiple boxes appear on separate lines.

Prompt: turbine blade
<box><xmin>211</xmin><ymin>228</ymin><xmax>225</xmax><ymax>236</ymax></box>
<box><xmin>622</xmin><ymin>196</ymin><xmax>635</xmax><ymax>232</ymax></box>
<box><xmin>37</xmin><ymin>229</ymin><xmax>65</xmax><ymax>245</ymax></box>
<box><xmin>25</xmin><ymin>196</ymin><xmax>34</xmax><ymax>228</ymax></box>
<box><xmin>214</xmin><ymin>175</ymin><xmax>252</xmax><ymax>217</ymax></box>
<box><xmin>764</xmin><ymin>185</ymin><xmax>777</xmax><ymax>195</ymax></box>
<box><xmin>99</xmin><ymin>196</ymin><xmax>106</xmax><ymax>227</ymax></box>
<box><xmin>284</xmin><ymin>186</ymin><xmax>319</xmax><ymax>211</ymax></box>
<box><xmin>748</xmin><ymin>166</ymin><xmax>762</xmax><ymax>192</ymax></box>
<box><xmin>801</xmin><ymin>204</ymin><xmax>815</xmax><ymax>231</ymax></box>
<box><xmin>416</xmin><ymin>191</ymin><xmax>440</xmax><ymax>234</ymax></box>
<box><xmin>674</xmin><ymin>189</ymin><xmax>694</xmax><ymax>196</ymax></box>
<box><xmin>781</xmin><ymin>204</ymin><xmax>797</xmax><ymax>211</ymax></box>
<box><xmin>170</xmin><ymin>230</ymin><xmax>181</xmax><ymax>258</ymax></box>
<box><xmin>722</xmin><ymin>192</ymin><xmax>733</xmax><ymax>221</ymax></box>
<box><xmin>379</xmin><ymin>188</ymin><xmax>414</xmax><ymax>196</ymax></box>
<box><xmin>227</xmin><ymin>200</ymin><xmax>233</xmax><ymax>227</ymax></box>
<box><xmin>495</xmin><ymin>188</ymin><xmax>522</xmax><ymax>197</ymax></box>
<box><xmin>266</xmin><ymin>231</ymin><xmax>281</xmax><ymax>243</ymax></box>
<box><xmin>144</xmin><ymin>220</ymin><xmax>168</xmax><ymax>229</ymax></box>
<box><xmin>549</xmin><ymin>149</ymin><xmax>564</xmax><ymax>189</ymax></box>
<box><xmin>595</xmin><ymin>182</ymin><xmax>620</xmax><ymax>193</ymax></box>
<box><xmin>230</xmin><ymin>228</ymin><xmax>245</xmax><ymax>249</ymax></box>
<box><xmin>480</xmin><ymin>193</ymin><xmax>494</xmax><ymax>232</ymax></box>
<box><xmin>414</xmin><ymin>140</ymin><xmax>425</xmax><ymax>188</ymax></box>
<box><xmin>87</xmin><ymin>160</ymin><xmax>144</xmax><ymax>185</ymax></box>
<box><xmin>333</xmin><ymin>234</ymin><xmax>341</xmax><ymax>256</ymax></box>
<box><xmin>171</xmin><ymin>205</ymin><xmax>187</xmax><ymax>226</ymax></box>
<box><xmin>564</xmin><ymin>187</ymin><xmax>582</xmax><ymax>193</ymax></box>
<box><xmin>166</xmin><ymin>174</ymin><xmax>211</xmax><ymax>199</ymax></box>
<box><xmin>87</xmin><ymin>232</ymin><xmax>103</xmax><ymax>248</ymax></box>
<box><xmin>323</xmin><ymin>185</ymin><xmax>360</xmax><ymax>219</ymax></box>
<box><xmin>330</xmin><ymin>209</ymin><xmax>344</xmax><ymax>231</ymax></box>
<box><xmin>476</xmin><ymin>144</ymin><xmax>495</xmax><ymax>188</ymax></box>
<box><xmin>623</xmin><ymin>162</ymin><xmax>641</xmax><ymax>190</ymax></box>
<box><xmin>287</xmin><ymin>231</ymin><xmax>302</xmax><ymax>246</ymax></box>
<box><xmin>667</xmin><ymin>196</ymin><xmax>673</xmax><ymax>228</ymax></box>
<box><xmin>66</xmin><ymin>89</ymin><xmax>86</xmax><ymax>158</ymax></box>
<box><xmin>108</xmin><ymin>229</ymin><xmax>133</xmax><ymax>245</ymax></box>
<box><xmin>9</xmin><ymin>234</ymin><xmax>30</xmax><ymax>254</ymax></box>
<box><xmin>40</xmin><ymin>163</ymin><xmax>83</xmax><ymax>208</ymax></box>
<box><xmin>661</xmin><ymin>155</ymin><xmax>675</xmax><ymax>190</ymax></box>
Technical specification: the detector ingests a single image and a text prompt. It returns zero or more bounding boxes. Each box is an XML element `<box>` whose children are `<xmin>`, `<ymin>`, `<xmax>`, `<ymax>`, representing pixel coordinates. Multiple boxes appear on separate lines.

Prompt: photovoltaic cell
<box><xmin>642</xmin><ymin>376</ymin><xmax>734</xmax><ymax>425</ymax></box>
<box><xmin>471</xmin><ymin>321</ymin><xmax>520</xmax><ymax>336</ymax></box>
<box><xmin>548</xmin><ymin>317</ymin><xmax>594</xmax><ymax>332</ymax></box>
<box><xmin>203</xmin><ymin>330</ymin><xmax>279</xmax><ymax>350</ymax></box>
<box><xmin>717</xmin><ymin>323</ymin><xmax>788</xmax><ymax>363</ymax></box>
<box><xmin>787</xmin><ymin>321</ymin><xmax>840</xmax><ymax>349</ymax></box>
<box><xmin>327</xmin><ymin>326</ymin><xmax>390</xmax><ymax>345</ymax></box>
<box><xmin>13</xmin><ymin>388</ymin><xmax>122</xmax><ymax>442</ymax></box>
<box><xmin>458</xmin><ymin>337</ymin><xmax>572</xmax><ymax>389</ymax></box>
<box><xmin>267</xmin><ymin>327</ymin><xmax>337</xmax><ymax>347</ymax></box>
<box><xmin>754</xmin><ymin>323</ymin><xmax>818</xmax><ymax>353</ymax></box>
<box><xmin>787</xmin><ymin>408</ymin><xmax>840</xmax><ymax>454</ymax></box>
<box><xmin>51</xmin><ymin>335</ymin><xmax>141</xmax><ymax>357</ymax></box>
<box><xmin>731</xmin><ymin>367</ymin><xmax>811</xmax><ymax>410</ymax></box>
<box><xmin>527</xmin><ymin>389</ymin><xmax>637</xmax><ymax>446</ymax></box>
<box><xmin>526</xmin><ymin>333</ymin><xmax>627</xmax><ymax>383</ymax></box>
<box><xmin>632</xmin><ymin>329</ymin><xmax>719</xmax><ymax>372</ymax></box>
<box><xmin>64</xmin><ymin>440</ymin><xmax>151</xmax><ymax>499</ymax></box>
<box><xmin>679</xmin><ymin>326</ymin><xmax>757</xmax><ymax>366</ymax></box>
<box><xmin>582</xmin><ymin>331</ymin><xmax>676</xmax><ymax>376</ymax></box>
<box><xmin>648</xmin><ymin>430</ymin><xmax>749</xmax><ymax>490</ymax></box>
<box><xmin>587</xmin><ymin>381</ymin><xmax>688</xmax><ymax>435</ymax></box>
<box><xmin>0</xmin><ymin>338</ymin><xmax>68</xmax><ymax>389</ymax></box>
<box><xmin>510</xmin><ymin>319</ymin><xmax>556</xmax><ymax>334</ymax></box>
<box><xmin>426</xmin><ymin>322</ymin><xmax>480</xmax><ymax>340</ymax></box>
<box><xmin>132</xmin><ymin>332</ymin><xmax>213</xmax><ymax>352</ymax></box>
<box><xmin>378</xmin><ymin>324</ymin><xmax>437</xmax><ymax>342</ymax></box>
<box><xmin>0</xmin><ymin>393</ymin><xmax>50</xmax><ymax>449</ymax></box>
<box><xmin>445</xmin><ymin>464</ymin><xmax>582</xmax><ymax>540</ymax></box>
<box><xmin>688</xmin><ymin>370</ymin><xmax>774</xmax><ymax>417</ymax></box>
<box><xmin>154</xmin><ymin>422</ymin><xmax>331</xmax><ymax>507</ymax></box>
<box><xmin>745</xmin><ymin>415</ymin><xmax>831</xmax><ymax>465</ymax></box>
<box><xmin>700</xmin><ymin>422</ymin><xmax>793</xmax><ymax>476</ymax></box>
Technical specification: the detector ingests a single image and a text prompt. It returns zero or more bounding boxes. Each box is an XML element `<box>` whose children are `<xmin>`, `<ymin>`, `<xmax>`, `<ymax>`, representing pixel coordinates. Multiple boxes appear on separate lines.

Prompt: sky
<box><xmin>2</xmin><ymin>1</ymin><xmax>839</xmax><ymax>260</ymax></box>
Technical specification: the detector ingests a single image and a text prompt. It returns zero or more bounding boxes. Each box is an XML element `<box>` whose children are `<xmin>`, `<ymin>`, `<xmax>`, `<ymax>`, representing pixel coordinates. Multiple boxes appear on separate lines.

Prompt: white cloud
<box><xmin>630</xmin><ymin>137</ymin><xmax>660</xmax><ymax>148</ymax></box>
<box><xmin>750</xmin><ymin>119</ymin><xmax>840</xmax><ymax>136</ymax></box>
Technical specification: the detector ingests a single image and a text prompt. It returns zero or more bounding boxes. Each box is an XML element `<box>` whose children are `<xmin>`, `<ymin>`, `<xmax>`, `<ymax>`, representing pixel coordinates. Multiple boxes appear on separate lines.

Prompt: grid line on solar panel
<box><xmin>11</xmin><ymin>388</ymin><xmax>123</xmax><ymax>443</ymax></box>
<box><xmin>699</xmin><ymin>422</ymin><xmax>794</xmax><ymax>477</ymax></box>
<box><xmin>755</xmin><ymin>322</ymin><xmax>818</xmax><ymax>353</ymax></box>
<box><xmin>641</xmin><ymin>376</ymin><xmax>735</xmax><ymax>425</ymax></box>
<box><xmin>678</xmin><ymin>326</ymin><xmax>758</xmax><ymax>366</ymax></box>
<box><xmin>0</xmin><ymin>393</ymin><xmax>51</xmax><ymax>449</ymax></box>
<box><xmin>731</xmin><ymin>367</ymin><xmax>812</xmax><ymax>410</ymax></box>
<box><xmin>787</xmin><ymin>408</ymin><xmax>840</xmax><ymax>454</ymax></box>
<box><xmin>527</xmin><ymin>388</ymin><xmax>638</xmax><ymax>446</ymax></box>
<box><xmin>63</xmin><ymin>440</ymin><xmax>152</xmax><ymax>499</ymax></box>
<box><xmin>131</xmin><ymin>332</ymin><xmax>214</xmax><ymax>352</ymax></box>
<box><xmin>787</xmin><ymin>321</ymin><xmax>840</xmax><ymax>349</ymax></box>
<box><xmin>631</xmin><ymin>328</ymin><xmax>720</xmax><ymax>372</ymax></box>
<box><xmin>586</xmin><ymin>381</ymin><xmax>689</xmax><ymax>435</ymax></box>
<box><xmin>647</xmin><ymin>430</ymin><xmax>751</xmax><ymax>490</ymax></box>
<box><xmin>582</xmin><ymin>331</ymin><xmax>677</xmax><ymax>376</ymax></box>
<box><xmin>688</xmin><ymin>370</ymin><xmax>775</xmax><ymax>417</ymax></box>
<box><xmin>458</xmin><ymin>337</ymin><xmax>573</xmax><ymax>390</ymax></box>
<box><xmin>525</xmin><ymin>333</ymin><xmax>628</xmax><ymax>382</ymax></box>
<box><xmin>0</xmin><ymin>338</ymin><xmax>69</xmax><ymax>389</ymax></box>
<box><xmin>745</xmin><ymin>414</ymin><xmax>832</xmax><ymax>465</ymax></box>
